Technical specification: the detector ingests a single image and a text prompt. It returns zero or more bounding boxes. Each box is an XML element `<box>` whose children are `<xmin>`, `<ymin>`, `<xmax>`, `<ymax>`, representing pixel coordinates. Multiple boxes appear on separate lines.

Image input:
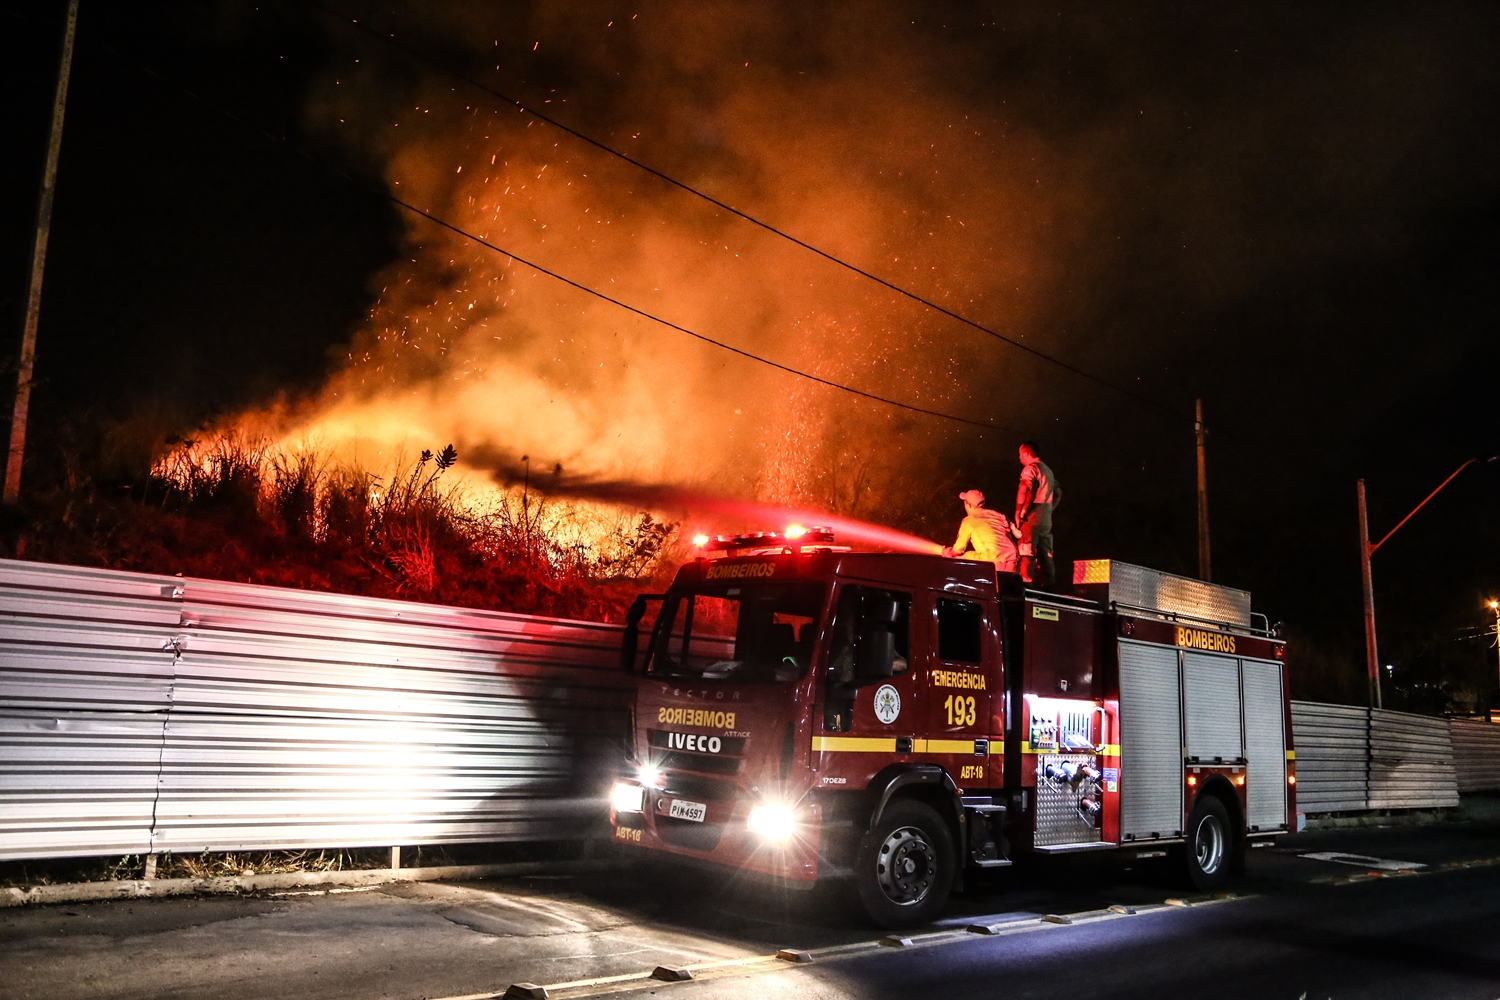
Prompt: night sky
<box><xmin>2</xmin><ymin>1</ymin><xmax>1497</xmax><ymax>707</ymax></box>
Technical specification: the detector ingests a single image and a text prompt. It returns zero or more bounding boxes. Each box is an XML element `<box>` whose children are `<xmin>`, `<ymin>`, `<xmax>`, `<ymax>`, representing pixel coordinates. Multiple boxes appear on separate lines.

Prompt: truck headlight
<box><xmin>612</xmin><ymin>782</ymin><xmax>645</xmax><ymax>814</ymax></box>
<box><xmin>746</xmin><ymin>803</ymin><xmax>796</xmax><ymax>842</ymax></box>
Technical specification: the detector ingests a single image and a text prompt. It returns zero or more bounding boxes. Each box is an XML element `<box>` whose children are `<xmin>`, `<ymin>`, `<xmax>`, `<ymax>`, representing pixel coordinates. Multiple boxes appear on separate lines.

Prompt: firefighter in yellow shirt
<box><xmin>943</xmin><ymin>489</ymin><xmax>1019</xmax><ymax>574</ymax></box>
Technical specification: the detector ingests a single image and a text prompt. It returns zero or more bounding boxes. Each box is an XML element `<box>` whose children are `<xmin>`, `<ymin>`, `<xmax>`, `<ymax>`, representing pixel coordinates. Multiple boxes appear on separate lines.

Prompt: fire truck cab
<box><xmin>613</xmin><ymin>533</ymin><xmax>1294</xmax><ymax>928</ymax></box>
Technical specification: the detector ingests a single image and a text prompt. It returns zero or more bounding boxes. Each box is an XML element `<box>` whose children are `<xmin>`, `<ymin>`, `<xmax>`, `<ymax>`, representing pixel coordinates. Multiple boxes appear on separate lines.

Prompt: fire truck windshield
<box><xmin>647</xmin><ymin>582</ymin><xmax>827</xmax><ymax>683</ymax></box>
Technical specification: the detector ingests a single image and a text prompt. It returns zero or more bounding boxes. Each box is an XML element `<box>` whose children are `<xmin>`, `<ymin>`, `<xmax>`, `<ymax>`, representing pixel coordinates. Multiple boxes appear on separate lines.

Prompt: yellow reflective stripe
<box><xmin>811</xmin><ymin>737</ymin><xmax>1005</xmax><ymax>755</ymax></box>
<box><xmin>811</xmin><ymin>736</ymin><xmax>896</xmax><ymax>753</ymax></box>
<box><xmin>1285</xmin><ymin>750</ymin><xmax>1296</xmax><ymax>760</ymax></box>
<box><xmin>1103</xmin><ymin>744</ymin><xmax>1121</xmax><ymax>756</ymax></box>
<box><xmin>916</xmin><ymin>739</ymin><xmax>994</xmax><ymax>755</ymax></box>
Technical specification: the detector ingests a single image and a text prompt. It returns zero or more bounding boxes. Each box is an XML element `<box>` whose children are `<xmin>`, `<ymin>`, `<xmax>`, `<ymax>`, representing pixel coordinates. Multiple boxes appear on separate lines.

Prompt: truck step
<box><xmin>1032</xmin><ymin>841</ymin><xmax>1117</xmax><ymax>854</ymax></box>
<box><xmin>970</xmin><ymin>858</ymin><xmax>1013</xmax><ymax>868</ymax></box>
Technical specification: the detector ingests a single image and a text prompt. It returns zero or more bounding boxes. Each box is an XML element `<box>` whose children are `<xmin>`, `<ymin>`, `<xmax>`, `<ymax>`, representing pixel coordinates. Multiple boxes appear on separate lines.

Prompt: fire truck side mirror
<box><xmin>621</xmin><ymin>594</ymin><xmax>664</xmax><ymax>673</ymax></box>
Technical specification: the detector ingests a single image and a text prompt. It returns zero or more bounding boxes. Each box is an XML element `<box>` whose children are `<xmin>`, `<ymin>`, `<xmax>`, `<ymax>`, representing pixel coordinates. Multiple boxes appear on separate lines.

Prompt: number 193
<box><xmin>944</xmin><ymin>694</ymin><xmax>977</xmax><ymax>727</ymax></box>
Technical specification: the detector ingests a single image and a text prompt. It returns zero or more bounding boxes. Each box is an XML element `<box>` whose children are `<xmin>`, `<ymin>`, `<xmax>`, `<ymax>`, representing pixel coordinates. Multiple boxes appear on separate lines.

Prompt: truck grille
<box><xmin>661</xmin><ymin>772</ymin><xmax>736</xmax><ymax>802</ymax></box>
<box><xmin>655</xmin><ymin>816</ymin><xmax>724</xmax><ymax>852</ymax></box>
<box><xmin>651</xmin><ymin>750</ymin><xmax>741</xmax><ymax>775</ymax></box>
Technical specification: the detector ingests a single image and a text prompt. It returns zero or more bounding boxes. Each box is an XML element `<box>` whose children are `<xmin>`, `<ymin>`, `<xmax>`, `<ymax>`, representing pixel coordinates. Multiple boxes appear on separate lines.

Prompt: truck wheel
<box><xmin>855</xmin><ymin>799</ymin><xmax>955</xmax><ymax>929</ymax></box>
<box><xmin>1184</xmin><ymin>795</ymin><xmax>1232</xmax><ymax>891</ymax></box>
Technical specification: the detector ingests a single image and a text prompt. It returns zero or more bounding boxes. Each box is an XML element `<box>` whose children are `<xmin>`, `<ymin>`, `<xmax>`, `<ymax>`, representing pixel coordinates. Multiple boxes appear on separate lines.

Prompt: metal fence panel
<box><xmin>0</xmin><ymin>562</ymin><xmax>182</xmax><ymax>860</ymax></box>
<box><xmin>1290</xmin><ymin>701</ymin><xmax>1462</xmax><ymax>814</ymax></box>
<box><xmin>1450</xmin><ymin>720</ymin><xmax>1500</xmax><ymax>792</ymax></box>
<box><xmin>0</xmin><ymin>558</ymin><xmax>632</xmax><ymax>861</ymax></box>
<box><xmin>1289</xmin><ymin>701</ymin><xmax>1369</xmax><ymax>814</ymax></box>
<box><xmin>1368</xmin><ymin>709</ymin><xmax>1458</xmax><ymax>810</ymax></box>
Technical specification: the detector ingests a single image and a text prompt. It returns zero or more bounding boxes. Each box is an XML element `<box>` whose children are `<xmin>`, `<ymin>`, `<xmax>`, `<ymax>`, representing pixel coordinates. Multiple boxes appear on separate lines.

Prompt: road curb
<box><xmin>0</xmin><ymin>858</ymin><xmax>614</xmax><ymax>909</ymax></box>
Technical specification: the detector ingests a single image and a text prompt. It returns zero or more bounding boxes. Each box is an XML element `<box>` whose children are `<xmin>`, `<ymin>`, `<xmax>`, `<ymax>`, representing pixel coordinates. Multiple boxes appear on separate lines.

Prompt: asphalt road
<box><xmin>4</xmin><ymin>819</ymin><xmax>1499</xmax><ymax>1000</ymax></box>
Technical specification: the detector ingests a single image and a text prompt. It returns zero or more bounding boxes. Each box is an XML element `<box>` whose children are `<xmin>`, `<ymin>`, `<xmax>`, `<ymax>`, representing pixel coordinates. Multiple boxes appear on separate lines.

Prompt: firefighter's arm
<box><xmin>1015</xmin><ymin>477</ymin><xmax>1033</xmax><ymax>526</ymax></box>
<box><xmin>948</xmin><ymin>521</ymin><xmax>972</xmax><ymax>557</ymax></box>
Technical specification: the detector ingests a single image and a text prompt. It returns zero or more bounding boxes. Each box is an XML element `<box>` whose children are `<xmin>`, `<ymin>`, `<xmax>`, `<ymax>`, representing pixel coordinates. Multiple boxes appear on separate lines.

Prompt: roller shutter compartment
<box><xmin>1241</xmin><ymin>658</ymin><xmax>1287</xmax><ymax>830</ymax></box>
<box><xmin>1182</xmin><ymin>652</ymin><xmax>1243</xmax><ymax>763</ymax></box>
<box><xmin>1118</xmin><ymin>641</ymin><xmax>1182</xmax><ymax>840</ymax></box>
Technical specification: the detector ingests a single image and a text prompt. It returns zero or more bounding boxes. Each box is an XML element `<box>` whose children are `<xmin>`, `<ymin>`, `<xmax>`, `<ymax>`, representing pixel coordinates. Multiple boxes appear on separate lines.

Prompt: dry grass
<box><xmin>4</xmin><ymin>429</ymin><xmax>678</xmax><ymax>622</ymax></box>
<box><xmin>0</xmin><ymin>848</ymin><xmax>435</xmax><ymax>887</ymax></box>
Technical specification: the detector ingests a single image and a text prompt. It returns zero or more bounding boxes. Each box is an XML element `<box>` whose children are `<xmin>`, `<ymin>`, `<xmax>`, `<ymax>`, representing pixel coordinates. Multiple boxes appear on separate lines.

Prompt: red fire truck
<box><xmin>611</xmin><ymin>530</ymin><xmax>1295</xmax><ymax>927</ymax></box>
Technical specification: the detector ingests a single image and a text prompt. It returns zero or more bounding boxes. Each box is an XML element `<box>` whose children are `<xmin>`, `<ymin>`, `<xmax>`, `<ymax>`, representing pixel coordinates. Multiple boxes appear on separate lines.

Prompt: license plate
<box><xmin>668</xmin><ymin>799</ymin><xmax>707</xmax><ymax>823</ymax></box>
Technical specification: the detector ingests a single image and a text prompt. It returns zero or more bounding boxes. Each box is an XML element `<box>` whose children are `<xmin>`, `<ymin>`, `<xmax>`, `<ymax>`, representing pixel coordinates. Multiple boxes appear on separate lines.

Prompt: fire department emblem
<box><xmin>873</xmin><ymin>684</ymin><xmax>901</xmax><ymax>725</ymax></box>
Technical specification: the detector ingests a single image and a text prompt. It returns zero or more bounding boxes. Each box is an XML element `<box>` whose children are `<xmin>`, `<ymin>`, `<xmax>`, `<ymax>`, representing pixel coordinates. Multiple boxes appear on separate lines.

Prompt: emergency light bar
<box><xmin>692</xmin><ymin>526</ymin><xmax>839</xmax><ymax>555</ymax></box>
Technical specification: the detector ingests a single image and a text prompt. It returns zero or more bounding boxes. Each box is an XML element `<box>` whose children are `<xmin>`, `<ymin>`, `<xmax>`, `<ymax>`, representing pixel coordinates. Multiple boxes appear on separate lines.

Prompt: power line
<box><xmin>388</xmin><ymin>196</ymin><xmax>1014</xmax><ymax>432</ymax></box>
<box><xmin>100</xmin><ymin>42</ymin><xmax>1021</xmax><ymax>436</ymax></box>
<box><xmin>314</xmin><ymin>1</ymin><xmax>1185</xmax><ymax>423</ymax></box>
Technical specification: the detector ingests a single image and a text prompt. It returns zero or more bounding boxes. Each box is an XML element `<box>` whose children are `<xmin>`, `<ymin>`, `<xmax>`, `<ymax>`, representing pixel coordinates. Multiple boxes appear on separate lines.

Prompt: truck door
<box><xmin>925</xmin><ymin>595</ymin><xmax>997</xmax><ymax>787</ymax></box>
<box><xmin>816</xmin><ymin>585</ymin><xmax>916</xmax><ymax>776</ymax></box>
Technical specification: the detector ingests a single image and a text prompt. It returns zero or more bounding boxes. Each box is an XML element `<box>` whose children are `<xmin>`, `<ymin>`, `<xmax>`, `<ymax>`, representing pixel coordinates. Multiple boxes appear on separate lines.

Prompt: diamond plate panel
<box><xmin>1033</xmin><ymin>752</ymin><xmax>1102</xmax><ymax>846</ymax></box>
<box><xmin>1082</xmin><ymin>561</ymin><xmax>1251</xmax><ymax>627</ymax></box>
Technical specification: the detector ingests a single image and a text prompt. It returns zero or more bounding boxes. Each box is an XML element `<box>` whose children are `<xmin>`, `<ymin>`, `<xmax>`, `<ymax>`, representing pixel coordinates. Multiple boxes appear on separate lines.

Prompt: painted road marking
<box><xmin>423</xmin><ymin>897</ymin><xmax>1246</xmax><ymax>1000</ymax></box>
<box><xmin>1301</xmin><ymin>851</ymin><xmax>1426</xmax><ymax>872</ymax></box>
<box><xmin>424</xmin><ymin>858</ymin><xmax>1500</xmax><ymax>1000</ymax></box>
<box><xmin>269</xmin><ymin>885</ymin><xmax>383</xmax><ymax>898</ymax></box>
<box><xmin>1314</xmin><ymin>854</ymin><xmax>1500</xmax><ymax>885</ymax></box>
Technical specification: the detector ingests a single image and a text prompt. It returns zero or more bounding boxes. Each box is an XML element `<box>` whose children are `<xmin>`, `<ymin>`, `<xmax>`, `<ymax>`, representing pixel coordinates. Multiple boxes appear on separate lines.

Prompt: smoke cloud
<box><xmin>251</xmin><ymin>2</ymin><xmax>1087</xmax><ymax>536</ymax></box>
<box><xmin>238</xmin><ymin>2</ymin><xmax>1495</xmax><ymax>551</ymax></box>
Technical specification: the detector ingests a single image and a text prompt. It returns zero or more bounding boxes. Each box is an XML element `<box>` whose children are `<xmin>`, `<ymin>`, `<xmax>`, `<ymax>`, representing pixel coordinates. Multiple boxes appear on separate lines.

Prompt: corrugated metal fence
<box><xmin>1290</xmin><ymin>700</ymin><xmax>1469</xmax><ymax>814</ymax></box>
<box><xmin>0</xmin><ymin>559</ymin><xmax>633</xmax><ymax>861</ymax></box>
<box><xmin>1450</xmin><ymin>720</ymin><xmax>1500</xmax><ymax>793</ymax></box>
<box><xmin>5</xmin><ymin>559</ymin><xmax>1499</xmax><ymax>861</ymax></box>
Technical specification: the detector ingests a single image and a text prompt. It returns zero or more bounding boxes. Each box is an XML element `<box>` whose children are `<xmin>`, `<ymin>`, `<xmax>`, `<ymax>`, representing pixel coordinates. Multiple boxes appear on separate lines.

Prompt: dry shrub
<box><xmin>159</xmin><ymin>848</ymin><xmax>392</xmax><ymax>879</ymax></box>
<box><xmin>10</xmin><ymin>429</ymin><xmax>679</xmax><ymax>622</ymax></box>
<box><xmin>386</xmin><ymin>521</ymin><xmax>438</xmax><ymax>593</ymax></box>
<box><xmin>267</xmin><ymin>450</ymin><xmax>324</xmax><ymax>541</ymax></box>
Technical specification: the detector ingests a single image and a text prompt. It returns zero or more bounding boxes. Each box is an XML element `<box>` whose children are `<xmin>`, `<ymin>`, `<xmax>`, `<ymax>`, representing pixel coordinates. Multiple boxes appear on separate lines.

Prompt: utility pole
<box><xmin>1195</xmin><ymin>398</ymin><xmax>1211</xmax><ymax>582</ymax></box>
<box><xmin>5</xmin><ymin>0</ymin><xmax>80</xmax><ymax>503</ymax></box>
<box><xmin>1357</xmin><ymin>480</ymin><xmax>1381</xmax><ymax>708</ymax></box>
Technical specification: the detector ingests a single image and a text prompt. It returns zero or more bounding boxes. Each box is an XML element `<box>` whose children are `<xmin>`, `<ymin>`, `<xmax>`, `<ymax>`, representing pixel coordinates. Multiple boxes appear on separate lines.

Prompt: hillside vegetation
<box><xmin>0</xmin><ymin>431</ymin><xmax>677</xmax><ymax>623</ymax></box>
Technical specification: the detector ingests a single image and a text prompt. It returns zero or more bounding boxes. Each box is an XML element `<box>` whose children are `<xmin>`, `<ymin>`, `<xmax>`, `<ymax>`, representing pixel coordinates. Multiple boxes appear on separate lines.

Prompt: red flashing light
<box><xmin>694</xmin><ymin>526</ymin><xmax>839</xmax><ymax>555</ymax></box>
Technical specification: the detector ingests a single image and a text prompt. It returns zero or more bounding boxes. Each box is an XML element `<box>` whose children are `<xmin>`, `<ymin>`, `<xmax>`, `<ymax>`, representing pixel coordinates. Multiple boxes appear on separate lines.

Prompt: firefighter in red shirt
<box><xmin>1014</xmin><ymin>441</ymin><xmax>1061</xmax><ymax>588</ymax></box>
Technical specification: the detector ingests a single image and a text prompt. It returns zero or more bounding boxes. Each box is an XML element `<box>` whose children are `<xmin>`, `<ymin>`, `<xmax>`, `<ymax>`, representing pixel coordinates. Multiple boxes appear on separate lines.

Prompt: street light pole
<box><xmin>1488</xmin><ymin>600</ymin><xmax>1500</xmax><ymax>717</ymax></box>
<box><xmin>1358</xmin><ymin>480</ymin><xmax>1381</xmax><ymax>708</ymax></box>
<box><xmin>1357</xmin><ymin>455</ymin><xmax>1495</xmax><ymax>709</ymax></box>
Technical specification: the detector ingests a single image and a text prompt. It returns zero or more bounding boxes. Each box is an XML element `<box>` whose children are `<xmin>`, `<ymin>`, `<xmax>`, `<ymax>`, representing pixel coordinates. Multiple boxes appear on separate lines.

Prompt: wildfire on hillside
<box><xmin>186</xmin><ymin>5</ymin><xmax>1056</xmax><ymax>557</ymax></box>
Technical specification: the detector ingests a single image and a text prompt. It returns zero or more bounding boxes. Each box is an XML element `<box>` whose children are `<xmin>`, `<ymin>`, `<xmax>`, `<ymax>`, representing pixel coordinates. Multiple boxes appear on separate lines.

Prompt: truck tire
<box><xmin>1183</xmin><ymin>794</ymin><xmax>1232</xmax><ymax>891</ymax></box>
<box><xmin>855</xmin><ymin>799</ymin><xmax>955</xmax><ymax>929</ymax></box>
